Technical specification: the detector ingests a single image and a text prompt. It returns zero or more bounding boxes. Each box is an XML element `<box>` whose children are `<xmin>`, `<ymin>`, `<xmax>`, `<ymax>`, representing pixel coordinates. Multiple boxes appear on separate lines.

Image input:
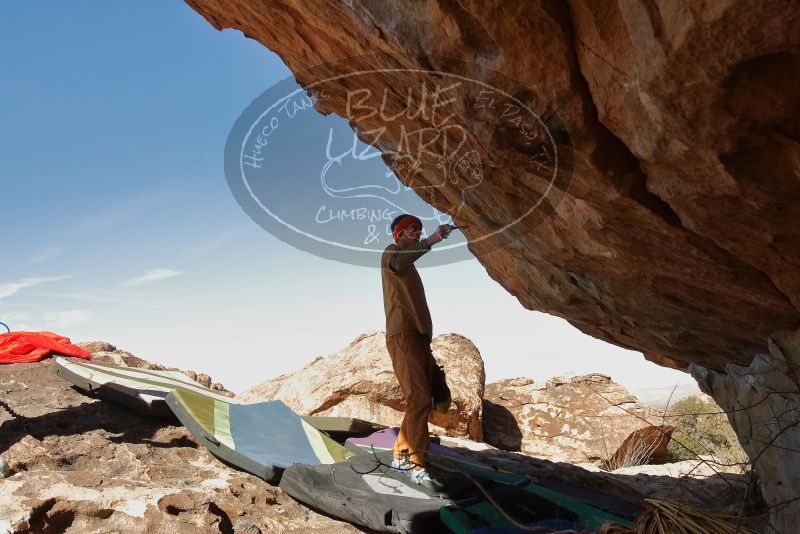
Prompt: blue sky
<box><xmin>0</xmin><ymin>1</ymin><xmax>697</xmax><ymax>396</ymax></box>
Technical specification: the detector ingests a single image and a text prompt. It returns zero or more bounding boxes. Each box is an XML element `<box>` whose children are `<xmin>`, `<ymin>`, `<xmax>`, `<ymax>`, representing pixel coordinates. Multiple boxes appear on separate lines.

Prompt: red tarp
<box><xmin>0</xmin><ymin>331</ymin><xmax>91</xmax><ymax>364</ymax></box>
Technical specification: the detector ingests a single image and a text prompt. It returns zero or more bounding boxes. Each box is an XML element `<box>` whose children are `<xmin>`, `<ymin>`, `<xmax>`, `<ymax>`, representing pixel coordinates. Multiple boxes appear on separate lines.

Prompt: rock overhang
<box><xmin>184</xmin><ymin>0</ymin><xmax>800</xmax><ymax>372</ymax></box>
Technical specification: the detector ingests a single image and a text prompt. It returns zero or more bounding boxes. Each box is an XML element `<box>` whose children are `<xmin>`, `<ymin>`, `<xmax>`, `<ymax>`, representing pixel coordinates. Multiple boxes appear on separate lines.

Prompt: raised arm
<box><xmin>388</xmin><ymin>238</ymin><xmax>432</xmax><ymax>272</ymax></box>
<box><xmin>388</xmin><ymin>224</ymin><xmax>453</xmax><ymax>272</ymax></box>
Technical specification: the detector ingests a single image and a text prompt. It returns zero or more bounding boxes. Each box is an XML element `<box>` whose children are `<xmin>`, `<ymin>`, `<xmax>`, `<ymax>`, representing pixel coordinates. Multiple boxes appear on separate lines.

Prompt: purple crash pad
<box><xmin>346</xmin><ymin>427</ymin><xmax>469</xmax><ymax>460</ymax></box>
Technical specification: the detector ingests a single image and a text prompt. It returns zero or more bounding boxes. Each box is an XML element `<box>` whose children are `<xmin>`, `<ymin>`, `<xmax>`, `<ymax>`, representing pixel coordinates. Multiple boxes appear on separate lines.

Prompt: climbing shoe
<box><xmin>409</xmin><ymin>468</ymin><xmax>444</xmax><ymax>491</ymax></box>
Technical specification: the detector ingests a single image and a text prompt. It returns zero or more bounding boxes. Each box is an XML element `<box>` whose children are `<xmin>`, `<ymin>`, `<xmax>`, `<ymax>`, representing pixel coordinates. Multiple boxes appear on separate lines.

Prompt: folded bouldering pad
<box><xmin>53</xmin><ymin>356</ymin><xmax>237</xmax><ymax>416</ymax></box>
<box><xmin>300</xmin><ymin>415</ymin><xmax>387</xmax><ymax>440</ymax></box>
<box><xmin>166</xmin><ymin>389</ymin><xmax>351</xmax><ymax>482</ymax></box>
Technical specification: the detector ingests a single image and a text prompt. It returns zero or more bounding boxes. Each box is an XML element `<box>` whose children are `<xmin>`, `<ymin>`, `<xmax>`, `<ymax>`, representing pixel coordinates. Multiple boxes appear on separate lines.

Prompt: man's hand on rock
<box><xmin>427</xmin><ymin>224</ymin><xmax>453</xmax><ymax>246</ymax></box>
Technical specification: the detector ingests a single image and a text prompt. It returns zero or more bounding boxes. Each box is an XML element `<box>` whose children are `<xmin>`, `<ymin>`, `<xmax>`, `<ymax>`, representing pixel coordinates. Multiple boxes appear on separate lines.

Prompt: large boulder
<box><xmin>483</xmin><ymin>374</ymin><xmax>666</xmax><ymax>463</ymax></box>
<box><xmin>691</xmin><ymin>329</ymin><xmax>800</xmax><ymax>533</ymax></box>
<box><xmin>242</xmin><ymin>330</ymin><xmax>485</xmax><ymax>440</ymax></box>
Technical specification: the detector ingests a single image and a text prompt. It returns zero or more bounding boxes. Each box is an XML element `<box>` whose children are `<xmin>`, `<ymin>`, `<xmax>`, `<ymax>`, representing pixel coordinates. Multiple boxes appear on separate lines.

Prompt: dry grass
<box><xmin>595</xmin><ymin>499</ymin><xmax>757</xmax><ymax>534</ymax></box>
<box><xmin>600</xmin><ymin>428</ymin><xmax>666</xmax><ymax>471</ymax></box>
<box><xmin>634</xmin><ymin>499</ymin><xmax>757</xmax><ymax>533</ymax></box>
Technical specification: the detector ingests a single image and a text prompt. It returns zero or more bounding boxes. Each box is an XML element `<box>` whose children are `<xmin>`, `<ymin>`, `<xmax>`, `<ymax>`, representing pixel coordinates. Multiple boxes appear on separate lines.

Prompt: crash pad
<box><xmin>300</xmin><ymin>415</ymin><xmax>387</xmax><ymax>439</ymax></box>
<box><xmin>1</xmin><ymin>331</ymin><xmax>90</xmax><ymax>364</ymax></box>
<box><xmin>53</xmin><ymin>357</ymin><xmax>387</xmax><ymax>442</ymax></box>
<box><xmin>440</xmin><ymin>482</ymin><xmax>633</xmax><ymax>533</ymax></box>
<box><xmin>53</xmin><ymin>356</ymin><xmax>237</xmax><ymax>416</ymax></box>
<box><xmin>527</xmin><ymin>479</ymin><xmax>643</xmax><ymax>520</ymax></box>
<box><xmin>467</xmin><ymin>520</ymin><xmax>589</xmax><ymax>533</ymax></box>
<box><xmin>348</xmin><ymin>428</ymin><xmax>639</xmax><ymax>531</ymax></box>
<box><xmin>166</xmin><ymin>389</ymin><xmax>351</xmax><ymax>482</ymax></box>
<box><xmin>280</xmin><ymin>453</ymin><xmax>461</xmax><ymax>533</ymax></box>
<box><xmin>440</xmin><ymin>487</ymin><xmax>585</xmax><ymax>533</ymax></box>
<box><xmin>280</xmin><ymin>449</ymin><xmax>614</xmax><ymax>534</ymax></box>
<box><xmin>346</xmin><ymin>427</ymin><xmax>530</xmax><ymax>487</ymax></box>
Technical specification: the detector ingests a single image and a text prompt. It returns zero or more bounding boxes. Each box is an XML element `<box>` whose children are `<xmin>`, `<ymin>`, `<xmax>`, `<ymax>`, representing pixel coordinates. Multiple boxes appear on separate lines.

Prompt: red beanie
<box><xmin>392</xmin><ymin>215</ymin><xmax>422</xmax><ymax>242</ymax></box>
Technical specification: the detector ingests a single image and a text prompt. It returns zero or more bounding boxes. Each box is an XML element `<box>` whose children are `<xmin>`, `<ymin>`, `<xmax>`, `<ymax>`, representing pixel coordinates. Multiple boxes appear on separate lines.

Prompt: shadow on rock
<box><xmin>481</xmin><ymin>399</ymin><xmax>523</xmax><ymax>451</ymax></box>
<box><xmin>0</xmin><ymin>396</ymin><xmax>176</xmax><ymax>455</ymax></box>
<box><xmin>446</xmin><ymin>442</ymin><xmax>765</xmax><ymax>529</ymax></box>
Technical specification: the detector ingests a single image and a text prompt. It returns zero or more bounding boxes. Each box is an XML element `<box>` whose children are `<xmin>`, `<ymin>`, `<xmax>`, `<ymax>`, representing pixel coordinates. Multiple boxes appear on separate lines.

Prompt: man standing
<box><xmin>381</xmin><ymin>213</ymin><xmax>452</xmax><ymax>489</ymax></box>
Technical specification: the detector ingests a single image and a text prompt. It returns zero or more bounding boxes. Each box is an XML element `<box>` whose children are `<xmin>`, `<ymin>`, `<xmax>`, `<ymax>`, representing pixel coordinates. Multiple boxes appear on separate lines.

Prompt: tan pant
<box><xmin>386</xmin><ymin>329</ymin><xmax>435</xmax><ymax>466</ymax></box>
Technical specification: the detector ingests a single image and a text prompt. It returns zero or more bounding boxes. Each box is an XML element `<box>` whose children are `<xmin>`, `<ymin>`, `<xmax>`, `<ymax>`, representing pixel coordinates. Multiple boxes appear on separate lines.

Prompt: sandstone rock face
<box><xmin>691</xmin><ymin>329</ymin><xmax>800</xmax><ymax>534</ymax></box>
<box><xmin>186</xmin><ymin>0</ymin><xmax>800</xmax><ymax>373</ymax></box>
<box><xmin>483</xmin><ymin>374</ymin><xmax>666</xmax><ymax>463</ymax></box>
<box><xmin>77</xmin><ymin>340</ymin><xmax>234</xmax><ymax>396</ymax></box>
<box><xmin>0</xmin><ymin>360</ymin><xmax>359</xmax><ymax>534</ymax></box>
<box><xmin>242</xmin><ymin>330</ymin><xmax>485</xmax><ymax>440</ymax></box>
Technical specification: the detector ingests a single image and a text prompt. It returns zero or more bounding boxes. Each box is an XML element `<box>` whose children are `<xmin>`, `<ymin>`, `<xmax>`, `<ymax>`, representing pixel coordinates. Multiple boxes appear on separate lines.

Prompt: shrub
<box><xmin>667</xmin><ymin>395</ymin><xmax>749</xmax><ymax>471</ymax></box>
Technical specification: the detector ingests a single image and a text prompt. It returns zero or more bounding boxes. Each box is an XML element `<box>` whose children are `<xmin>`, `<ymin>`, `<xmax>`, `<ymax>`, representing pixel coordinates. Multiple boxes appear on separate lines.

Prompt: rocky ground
<box><xmin>0</xmin><ymin>359</ymin><xmax>362</xmax><ymax>534</ymax></box>
<box><xmin>0</xmin><ymin>346</ymin><xmax>766</xmax><ymax>532</ymax></box>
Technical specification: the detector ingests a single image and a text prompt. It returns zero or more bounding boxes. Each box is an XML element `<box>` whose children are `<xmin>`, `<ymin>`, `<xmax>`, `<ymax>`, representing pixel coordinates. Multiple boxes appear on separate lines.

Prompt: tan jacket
<box><xmin>381</xmin><ymin>239</ymin><xmax>433</xmax><ymax>341</ymax></box>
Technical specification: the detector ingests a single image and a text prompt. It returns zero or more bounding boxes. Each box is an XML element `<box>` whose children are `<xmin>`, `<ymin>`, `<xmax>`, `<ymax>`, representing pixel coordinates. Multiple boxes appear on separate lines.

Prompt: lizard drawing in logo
<box><xmin>319</xmin><ymin>127</ymin><xmax>483</xmax><ymax>235</ymax></box>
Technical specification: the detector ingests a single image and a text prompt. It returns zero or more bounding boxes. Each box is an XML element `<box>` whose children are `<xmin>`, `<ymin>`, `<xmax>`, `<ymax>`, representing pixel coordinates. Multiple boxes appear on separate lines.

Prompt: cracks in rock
<box><xmin>685</xmin><ymin>233</ymin><xmax>797</xmax><ymax>313</ymax></box>
<box><xmin>437</xmin><ymin>0</ymin><xmax>502</xmax><ymax>65</ymax></box>
<box><xmin>561</xmin><ymin>1</ymin><xmax>798</xmax><ymax>322</ymax></box>
<box><xmin>541</xmin><ymin>2</ymin><xmax>684</xmax><ymax>234</ymax></box>
<box><xmin>558</xmin><ymin>13</ymin><xmax>682</xmax><ymax>232</ymax></box>
<box><xmin>643</xmin><ymin>0</ymin><xmax>664</xmax><ymax>41</ymax></box>
<box><xmin>591</xmin><ymin>129</ymin><xmax>684</xmax><ymax>229</ymax></box>
<box><xmin>575</xmin><ymin>37</ymin><xmax>634</xmax><ymax>84</ymax></box>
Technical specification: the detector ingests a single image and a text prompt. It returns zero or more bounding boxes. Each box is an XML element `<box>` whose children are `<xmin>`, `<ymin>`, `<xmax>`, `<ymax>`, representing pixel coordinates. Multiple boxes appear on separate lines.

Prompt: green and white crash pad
<box><xmin>53</xmin><ymin>356</ymin><xmax>238</xmax><ymax>416</ymax></box>
<box><xmin>53</xmin><ymin>356</ymin><xmax>386</xmax><ymax>441</ymax></box>
<box><xmin>166</xmin><ymin>389</ymin><xmax>351</xmax><ymax>481</ymax></box>
<box><xmin>340</xmin><ymin>429</ymin><xmax>637</xmax><ymax>533</ymax></box>
<box><xmin>440</xmin><ymin>482</ymin><xmax>633</xmax><ymax>533</ymax></box>
<box><xmin>300</xmin><ymin>415</ymin><xmax>387</xmax><ymax>439</ymax></box>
